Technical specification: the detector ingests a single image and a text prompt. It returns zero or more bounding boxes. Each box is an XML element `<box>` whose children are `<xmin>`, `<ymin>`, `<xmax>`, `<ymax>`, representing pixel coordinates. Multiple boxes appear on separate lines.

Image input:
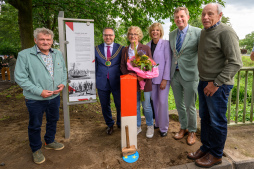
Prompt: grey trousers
<box><xmin>171</xmin><ymin>71</ymin><xmax>198</xmax><ymax>132</ymax></box>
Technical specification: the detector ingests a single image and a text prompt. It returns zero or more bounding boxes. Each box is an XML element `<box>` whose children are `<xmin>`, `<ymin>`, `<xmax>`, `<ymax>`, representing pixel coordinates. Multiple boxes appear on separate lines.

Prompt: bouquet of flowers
<box><xmin>127</xmin><ymin>42</ymin><xmax>159</xmax><ymax>101</ymax></box>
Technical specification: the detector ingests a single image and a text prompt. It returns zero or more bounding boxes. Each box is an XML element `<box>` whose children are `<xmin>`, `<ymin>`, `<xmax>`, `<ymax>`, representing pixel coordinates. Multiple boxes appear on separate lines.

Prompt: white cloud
<box><xmin>223</xmin><ymin>0</ymin><xmax>254</xmax><ymax>39</ymax></box>
<box><xmin>161</xmin><ymin>0</ymin><xmax>254</xmax><ymax>40</ymax></box>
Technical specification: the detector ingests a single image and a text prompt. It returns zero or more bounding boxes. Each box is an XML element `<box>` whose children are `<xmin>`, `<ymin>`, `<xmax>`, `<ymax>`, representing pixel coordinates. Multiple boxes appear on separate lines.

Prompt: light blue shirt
<box><xmin>104</xmin><ymin>42</ymin><xmax>114</xmax><ymax>57</ymax></box>
<box><xmin>176</xmin><ymin>24</ymin><xmax>189</xmax><ymax>43</ymax></box>
<box><xmin>128</xmin><ymin>43</ymin><xmax>139</xmax><ymax>59</ymax></box>
<box><xmin>252</xmin><ymin>46</ymin><xmax>254</xmax><ymax>52</ymax></box>
<box><xmin>176</xmin><ymin>25</ymin><xmax>189</xmax><ymax>69</ymax></box>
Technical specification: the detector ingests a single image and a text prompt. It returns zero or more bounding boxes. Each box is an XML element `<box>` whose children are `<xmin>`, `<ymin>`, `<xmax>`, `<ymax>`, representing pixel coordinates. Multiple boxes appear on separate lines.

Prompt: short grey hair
<box><xmin>205</xmin><ymin>3</ymin><xmax>223</xmax><ymax>14</ymax></box>
<box><xmin>103</xmin><ymin>27</ymin><xmax>115</xmax><ymax>35</ymax></box>
<box><xmin>33</xmin><ymin>27</ymin><xmax>54</xmax><ymax>40</ymax></box>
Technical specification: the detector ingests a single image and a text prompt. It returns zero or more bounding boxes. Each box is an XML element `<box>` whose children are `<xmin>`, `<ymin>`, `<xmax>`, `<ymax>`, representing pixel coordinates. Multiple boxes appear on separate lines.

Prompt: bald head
<box><xmin>202</xmin><ymin>3</ymin><xmax>223</xmax><ymax>29</ymax></box>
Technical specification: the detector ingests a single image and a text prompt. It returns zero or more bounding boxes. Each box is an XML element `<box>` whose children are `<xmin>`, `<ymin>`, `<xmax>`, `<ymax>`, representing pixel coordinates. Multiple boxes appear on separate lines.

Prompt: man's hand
<box><xmin>41</xmin><ymin>90</ymin><xmax>53</xmax><ymax>98</ymax></box>
<box><xmin>53</xmin><ymin>84</ymin><xmax>65</xmax><ymax>94</ymax></box>
<box><xmin>204</xmin><ymin>81</ymin><xmax>219</xmax><ymax>97</ymax></box>
<box><xmin>160</xmin><ymin>79</ymin><xmax>167</xmax><ymax>90</ymax></box>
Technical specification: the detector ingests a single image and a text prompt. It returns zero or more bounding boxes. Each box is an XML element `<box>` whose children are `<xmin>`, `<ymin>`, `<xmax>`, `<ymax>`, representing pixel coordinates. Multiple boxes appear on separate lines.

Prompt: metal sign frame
<box><xmin>58</xmin><ymin>11</ymin><xmax>95</xmax><ymax>139</ymax></box>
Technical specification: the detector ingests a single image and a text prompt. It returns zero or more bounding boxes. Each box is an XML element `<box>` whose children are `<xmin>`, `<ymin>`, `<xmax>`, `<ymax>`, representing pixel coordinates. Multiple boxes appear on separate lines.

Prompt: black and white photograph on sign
<box><xmin>68</xmin><ymin>79</ymin><xmax>96</xmax><ymax>101</ymax></box>
<box><xmin>65</xmin><ymin>22</ymin><xmax>95</xmax><ymax>102</ymax></box>
<box><xmin>68</xmin><ymin>62</ymin><xmax>95</xmax><ymax>80</ymax></box>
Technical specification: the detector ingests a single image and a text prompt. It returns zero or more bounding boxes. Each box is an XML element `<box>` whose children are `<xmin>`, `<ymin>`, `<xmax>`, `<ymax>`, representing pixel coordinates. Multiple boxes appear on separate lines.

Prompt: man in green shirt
<box><xmin>15</xmin><ymin>27</ymin><xmax>67</xmax><ymax>164</ymax></box>
<box><xmin>187</xmin><ymin>3</ymin><xmax>242</xmax><ymax>168</ymax></box>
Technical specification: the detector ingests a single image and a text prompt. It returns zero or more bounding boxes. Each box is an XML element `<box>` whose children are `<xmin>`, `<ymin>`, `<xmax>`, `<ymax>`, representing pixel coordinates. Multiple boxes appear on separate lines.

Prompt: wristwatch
<box><xmin>213</xmin><ymin>81</ymin><xmax>219</xmax><ymax>87</ymax></box>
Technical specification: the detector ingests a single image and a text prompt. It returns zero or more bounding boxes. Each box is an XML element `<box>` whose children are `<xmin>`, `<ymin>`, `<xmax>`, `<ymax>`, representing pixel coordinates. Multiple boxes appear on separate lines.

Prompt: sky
<box><xmin>162</xmin><ymin>0</ymin><xmax>254</xmax><ymax>40</ymax></box>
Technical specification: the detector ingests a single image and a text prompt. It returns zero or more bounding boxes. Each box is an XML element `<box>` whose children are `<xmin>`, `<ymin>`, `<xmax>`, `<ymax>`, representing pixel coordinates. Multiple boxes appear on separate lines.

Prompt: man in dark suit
<box><xmin>95</xmin><ymin>27</ymin><xmax>123</xmax><ymax>135</ymax></box>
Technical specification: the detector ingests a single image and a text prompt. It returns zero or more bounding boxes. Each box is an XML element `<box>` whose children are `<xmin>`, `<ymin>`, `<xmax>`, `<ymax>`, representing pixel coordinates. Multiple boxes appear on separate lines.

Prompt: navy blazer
<box><xmin>95</xmin><ymin>43</ymin><xmax>124</xmax><ymax>91</ymax></box>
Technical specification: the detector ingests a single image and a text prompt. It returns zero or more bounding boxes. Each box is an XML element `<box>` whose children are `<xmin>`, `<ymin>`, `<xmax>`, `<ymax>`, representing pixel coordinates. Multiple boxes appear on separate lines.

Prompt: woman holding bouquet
<box><xmin>120</xmin><ymin>26</ymin><xmax>154</xmax><ymax>138</ymax></box>
<box><xmin>147</xmin><ymin>23</ymin><xmax>171</xmax><ymax>137</ymax></box>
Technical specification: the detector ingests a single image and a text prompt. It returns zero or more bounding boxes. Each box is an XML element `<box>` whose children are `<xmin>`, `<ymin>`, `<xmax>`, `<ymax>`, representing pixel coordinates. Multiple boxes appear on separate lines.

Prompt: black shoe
<box><xmin>117</xmin><ymin>125</ymin><xmax>121</xmax><ymax>129</ymax></box>
<box><xmin>106</xmin><ymin>126</ymin><xmax>113</xmax><ymax>135</ymax></box>
<box><xmin>160</xmin><ymin>131</ymin><xmax>167</xmax><ymax>137</ymax></box>
<box><xmin>154</xmin><ymin>124</ymin><xmax>159</xmax><ymax>129</ymax></box>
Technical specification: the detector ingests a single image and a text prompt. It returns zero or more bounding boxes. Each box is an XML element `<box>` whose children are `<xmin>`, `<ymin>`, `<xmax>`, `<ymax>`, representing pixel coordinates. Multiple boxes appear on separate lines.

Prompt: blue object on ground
<box><xmin>122</xmin><ymin>151</ymin><xmax>139</xmax><ymax>163</ymax></box>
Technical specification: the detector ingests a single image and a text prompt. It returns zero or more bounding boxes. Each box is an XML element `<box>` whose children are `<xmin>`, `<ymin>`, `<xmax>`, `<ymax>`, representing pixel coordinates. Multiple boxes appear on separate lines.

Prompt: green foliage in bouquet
<box><xmin>131</xmin><ymin>42</ymin><xmax>158</xmax><ymax>71</ymax></box>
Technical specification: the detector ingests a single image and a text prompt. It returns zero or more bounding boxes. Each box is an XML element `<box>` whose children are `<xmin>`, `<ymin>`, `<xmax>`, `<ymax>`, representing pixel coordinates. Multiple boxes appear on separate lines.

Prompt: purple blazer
<box><xmin>147</xmin><ymin>39</ymin><xmax>171</xmax><ymax>84</ymax></box>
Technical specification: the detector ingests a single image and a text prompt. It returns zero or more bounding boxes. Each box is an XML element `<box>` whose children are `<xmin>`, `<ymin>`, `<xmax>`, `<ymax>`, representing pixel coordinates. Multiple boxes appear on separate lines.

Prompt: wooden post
<box><xmin>121</xmin><ymin>74</ymin><xmax>137</xmax><ymax>149</ymax></box>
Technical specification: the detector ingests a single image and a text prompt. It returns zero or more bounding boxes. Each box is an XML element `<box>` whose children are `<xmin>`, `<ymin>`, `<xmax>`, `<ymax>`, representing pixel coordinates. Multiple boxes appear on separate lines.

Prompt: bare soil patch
<box><xmin>0</xmin><ymin>85</ymin><xmax>203</xmax><ymax>168</ymax></box>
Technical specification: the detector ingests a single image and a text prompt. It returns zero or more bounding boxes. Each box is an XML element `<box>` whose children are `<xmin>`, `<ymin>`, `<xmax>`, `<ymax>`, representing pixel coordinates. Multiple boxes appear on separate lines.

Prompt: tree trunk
<box><xmin>7</xmin><ymin>0</ymin><xmax>34</xmax><ymax>50</ymax></box>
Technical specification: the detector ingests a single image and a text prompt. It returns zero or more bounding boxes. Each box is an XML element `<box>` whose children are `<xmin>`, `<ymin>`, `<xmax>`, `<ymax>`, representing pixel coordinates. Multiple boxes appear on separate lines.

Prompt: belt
<box><xmin>175</xmin><ymin>69</ymin><xmax>179</xmax><ymax>71</ymax></box>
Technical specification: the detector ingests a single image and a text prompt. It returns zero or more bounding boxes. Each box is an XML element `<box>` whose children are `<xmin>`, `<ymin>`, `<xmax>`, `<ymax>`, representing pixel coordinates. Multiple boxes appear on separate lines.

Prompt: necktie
<box><xmin>107</xmin><ymin>46</ymin><xmax>111</xmax><ymax>79</ymax></box>
<box><xmin>107</xmin><ymin>46</ymin><xmax>111</xmax><ymax>60</ymax></box>
<box><xmin>176</xmin><ymin>31</ymin><xmax>183</xmax><ymax>53</ymax></box>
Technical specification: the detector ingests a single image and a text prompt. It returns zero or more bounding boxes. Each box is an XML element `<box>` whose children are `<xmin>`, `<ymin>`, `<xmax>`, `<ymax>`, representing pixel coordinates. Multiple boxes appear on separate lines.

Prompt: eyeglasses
<box><xmin>129</xmin><ymin>33</ymin><xmax>138</xmax><ymax>37</ymax></box>
<box><xmin>103</xmin><ymin>34</ymin><xmax>114</xmax><ymax>37</ymax></box>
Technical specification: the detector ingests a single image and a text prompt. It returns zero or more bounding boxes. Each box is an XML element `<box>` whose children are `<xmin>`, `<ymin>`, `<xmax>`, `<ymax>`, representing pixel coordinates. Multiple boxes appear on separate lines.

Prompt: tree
<box><xmin>0</xmin><ymin>3</ymin><xmax>21</xmax><ymax>55</ymax></box>
<box><xmin>4</xmin><ymin>0</ymin><xmax>34</xmax><ymax>50</ymax></box>
<box><xmin>221</xmin><ymin>15</ymin><xmax>231</xmax><ymax>26</ymax></box>
<box><xmin>239</xmin><ymin>31</ymin><xmax>254</xmax><ymax>53</ymax></box>
<box><xmin>2</xmin><ymin>0</ymin><xmax>225</xmax><ymax>50</ymax></box>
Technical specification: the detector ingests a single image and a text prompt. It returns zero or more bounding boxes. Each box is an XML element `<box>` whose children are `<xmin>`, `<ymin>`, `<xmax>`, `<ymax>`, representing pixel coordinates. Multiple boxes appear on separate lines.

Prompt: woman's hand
<box><xmin>160</xmin><ymin>79</ymin><xmax>167</xmax><ymax>90</ymax></box>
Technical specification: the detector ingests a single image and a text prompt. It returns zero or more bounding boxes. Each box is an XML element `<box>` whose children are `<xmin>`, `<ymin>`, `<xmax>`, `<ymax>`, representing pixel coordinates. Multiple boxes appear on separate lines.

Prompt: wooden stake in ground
<box><xmin>122</xmin><ymin>125</ymin><xmax>136</xmax><ymax>156</ymax></box>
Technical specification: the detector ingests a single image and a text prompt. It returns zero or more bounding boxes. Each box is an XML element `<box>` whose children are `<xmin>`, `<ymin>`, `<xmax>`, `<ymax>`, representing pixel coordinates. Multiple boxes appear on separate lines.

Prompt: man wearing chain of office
<box><xmin>95</xmin><ymin>27</ymin><xmax>124</xmax><ymax>135</ymax></box>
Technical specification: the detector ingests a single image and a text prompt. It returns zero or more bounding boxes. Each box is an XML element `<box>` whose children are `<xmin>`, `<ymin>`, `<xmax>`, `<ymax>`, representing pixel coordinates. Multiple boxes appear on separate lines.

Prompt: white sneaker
<box><xmin>146</xmin><ymin>125</ymin><xmax>154</xmax><ymax>138</ymax></box>
<box><xmin>137</xmin><ymin>126</ymin><xmax>142</xmax><ymax>135</ymax></box>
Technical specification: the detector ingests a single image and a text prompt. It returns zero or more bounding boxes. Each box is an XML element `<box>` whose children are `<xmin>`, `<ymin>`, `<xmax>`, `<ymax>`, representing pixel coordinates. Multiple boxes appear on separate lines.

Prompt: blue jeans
<box><xmin>198</xmin><ymin>81</ymin><xmax>233</xmax><ymax>158</ymax></box>
<box><xmin>137</xmin><ymin>91</ymin><xmax>153</xmax><ymax>127</ymax></box>
<box><xmin>25</xmin><ymin>95</ymin><xmax>60</xmax><ymax>152</ymax></box>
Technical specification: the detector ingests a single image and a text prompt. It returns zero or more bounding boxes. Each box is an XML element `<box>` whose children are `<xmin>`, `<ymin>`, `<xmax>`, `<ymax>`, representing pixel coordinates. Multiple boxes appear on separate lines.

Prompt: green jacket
<box><xmin>15</xmin><ymin>45</ymin><xmax>67</xmax><ymax>100</ymax></box>
<box><xmin>169</xmin><ymin>25</ymin><xmax>201</xmax><ymax>81</ymax></box>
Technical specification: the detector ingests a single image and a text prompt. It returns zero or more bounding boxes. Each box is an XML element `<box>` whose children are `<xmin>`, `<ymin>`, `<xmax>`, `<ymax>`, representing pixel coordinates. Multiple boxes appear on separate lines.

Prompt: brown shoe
<box><xmin>195</xmin><ymin>153</ymin><xmax>222</xmax><ymax>168</ymax></box>
<box><xmin>187</xmin><ymin>132</ymin><xmax>196</xmax><ymax>145</ymax></box>
<box><xmin>106</xmin><ymin>126</ymin><xmax>113</xmax><ymax>135</ymax></box>
<box><xmin>187</xmin><ymin>148</ymin><xmax>207</xmax><ymax>160</ymax></box>
<box><xmin>174</xmin><ymin>129</ymin><xmax>188</xmax><ymax>140</ymax></box>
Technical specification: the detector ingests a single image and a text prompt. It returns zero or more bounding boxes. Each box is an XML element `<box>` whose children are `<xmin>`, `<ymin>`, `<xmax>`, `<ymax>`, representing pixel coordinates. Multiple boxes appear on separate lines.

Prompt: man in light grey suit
<box><xmin>169</xmin><ymin>7</ymin><xmax>201</xmax><ymax>145</ymax></box>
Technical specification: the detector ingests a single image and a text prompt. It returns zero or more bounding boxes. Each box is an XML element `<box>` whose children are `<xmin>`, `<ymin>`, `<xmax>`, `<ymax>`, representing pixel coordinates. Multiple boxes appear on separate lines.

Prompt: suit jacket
<box><xmin>169</xmin><ymin>25</ymin><xmax>201</xmax><ymax>81</ymax></box>
<box><xmin>95</xmin><ymin>43</ymin><xmax>123</xmax><ymax>91</ymax></box>
<box><xmin>120</xmin><ymin>43</ymin><xmax>152</xmax><ymax>92</ymax></box>
<box><xmin>146</xmin><ymin>39</ymin><xmax>171</xmax><ymax>84</ymax></box>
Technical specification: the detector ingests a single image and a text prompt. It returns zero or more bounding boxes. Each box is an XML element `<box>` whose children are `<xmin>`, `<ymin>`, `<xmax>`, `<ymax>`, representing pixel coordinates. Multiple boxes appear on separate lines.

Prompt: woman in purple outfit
<box><xmin>146</xmin><ymin>23</ymin><xmax>172</xmax><ymax>137</ymax></box>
